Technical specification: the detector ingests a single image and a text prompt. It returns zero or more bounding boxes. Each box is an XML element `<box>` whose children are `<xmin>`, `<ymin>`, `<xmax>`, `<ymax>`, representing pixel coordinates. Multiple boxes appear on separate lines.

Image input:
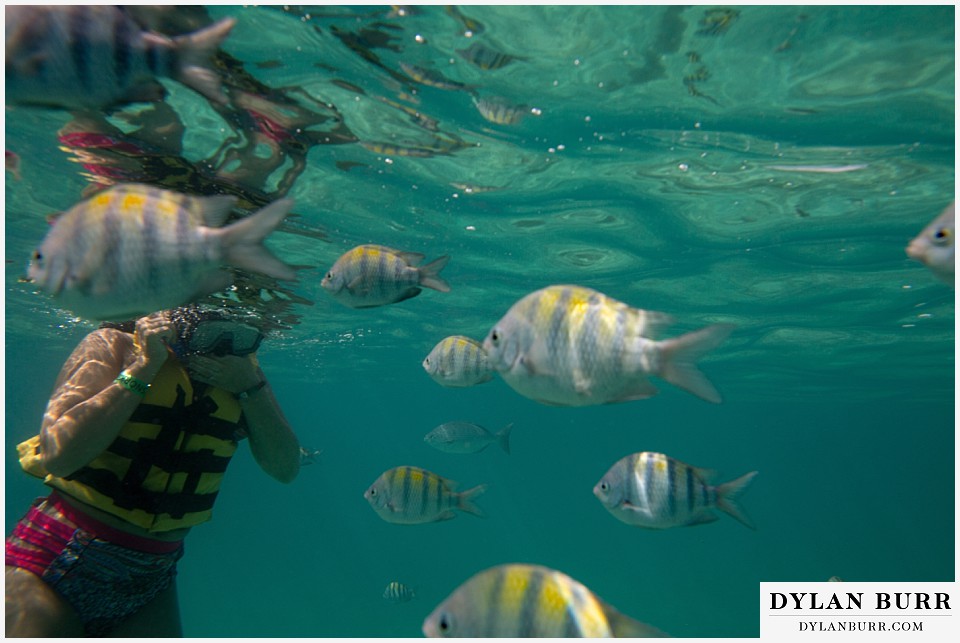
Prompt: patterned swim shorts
<box><xmin>6</xmin><ymin>496</ymin><xmax>184</xmax><ymax>637</ymax></box>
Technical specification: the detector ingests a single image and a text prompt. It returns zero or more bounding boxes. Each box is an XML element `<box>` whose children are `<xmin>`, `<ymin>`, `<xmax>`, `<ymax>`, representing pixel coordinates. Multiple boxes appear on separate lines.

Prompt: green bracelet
<box><xmin>115</xmin><ymin>371</ymin><xmax>149</xmax><ymax>397</ymax></box>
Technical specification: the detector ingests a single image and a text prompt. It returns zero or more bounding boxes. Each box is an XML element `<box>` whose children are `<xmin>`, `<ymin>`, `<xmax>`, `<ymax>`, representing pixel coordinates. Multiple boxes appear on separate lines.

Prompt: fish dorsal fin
<box><xmin>397</xmin><ymin>251</ymin><xmax>426</xmax><ymax>265</ymax></box>
<box><xmin>197</xmin><ymin>195</ymin><xmax>238</xmax><ymax>228</ymax></box>
<box><xmin>601</xmin><ymin>600</ymin><xmax>671</xmax><ymax>638</ymax></box>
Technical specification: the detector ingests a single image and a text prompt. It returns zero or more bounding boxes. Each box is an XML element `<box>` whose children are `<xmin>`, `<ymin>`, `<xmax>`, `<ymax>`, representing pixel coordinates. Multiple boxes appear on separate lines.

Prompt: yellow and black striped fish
<box><xmin>398</xmin><ymin>61</ymin><xmax>475</xmax><ymax>92</ymax></box>
<box><xmin>27</xmin><ymin>184</ymin><xmax>298</xmax><ymax>321</ymax></box>
<box><xmin>473</xmin><ymin>96</ymin><xmax>528</xmax><ymax>126</ymax></box>
<box><xmin>422</xmin><ymin>563</ymin><xmax>669</xmax><ymax>637</ymax></box>
<box><xmin>594</xmin><ymin>452</ymin><xmax>758</xmax><ymax>530</ymax></box>
<box><xmin>364</xmin><ymin>466</ymin><xmax>486</xmax><ymax>524</ymax></box>
<box><xmin>423</xmin><ymin>335</ymin><xmax>493</xmax><ymax>387</ymax></box>
<box><xmin>321</xmin><ymin>244</ymin><xmax>450</xmax><ymax>308</ymax></box>
<box><xmin>482</xmin><ymin>285</ymin><xmax>734</xmax><ymax>406</ymax></box>
<box><xmin>5</xmin><ymin>6</ymin><xmax>234</xmax><ymax>110</ymax></box>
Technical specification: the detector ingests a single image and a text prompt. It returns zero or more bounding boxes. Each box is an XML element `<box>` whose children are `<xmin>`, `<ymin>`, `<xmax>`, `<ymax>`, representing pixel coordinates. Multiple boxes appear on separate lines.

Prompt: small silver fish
<box><xmin>364</xmin><ymin>465</ymin><xmax>486</xmax><ymax>525</ymax></box>
<box><xmin>383</xmin><ymin>580</ymin><xmax>416</xmax><ymax>603</ymax></box>
<box><xmin>27</xmin><ymin>183</ymin><xmax>298</xmax><ymax>321</ymax></box>
<box><xmin>828</xmin><ymin>576</ymin><xmax>844</xmax><ymax>582</ymax></box>
<box><xmin>321</xmin><ymin>244</ymin><xmax>450</xmax><ymax>308</ymax></box>
<box><xmin>906</xmin><ymin>201</ymin><xmax>954</xmax><ymax>287</ymax></box>
<box><xmin>424</xmin><ymin>421</ymin><xmax>513</xmax><ymax>455</ymax></box>
<box><xmin>422</xmin><ymin>563</ymin><xmax>669</xmax><ymax>637</ymax></box>
<box><xmin>5</xmin><ymin>6</ymin><xmax>234</xmax><ymax>109</ymax></box>
<box><xmin>422</xmin><ymin>335</ymin><xmax>493</xmax><ymax>387</ymax></box>
<box><xmin>483</xmin><ymin>285</ymin><xmax>734</xmax><ymax>407</ymax></box>
<box><xmin>593</xmin><ymin>451</ymin><xmax>757</xmax><ymax>530</ymax></box>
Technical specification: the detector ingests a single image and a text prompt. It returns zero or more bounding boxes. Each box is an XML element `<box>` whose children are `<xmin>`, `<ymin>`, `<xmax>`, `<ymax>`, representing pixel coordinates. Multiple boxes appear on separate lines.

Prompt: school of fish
<box><xmin>7</xmin><ymin>5</ymin><xmax>951</xmax><ymax>638</ymax></box>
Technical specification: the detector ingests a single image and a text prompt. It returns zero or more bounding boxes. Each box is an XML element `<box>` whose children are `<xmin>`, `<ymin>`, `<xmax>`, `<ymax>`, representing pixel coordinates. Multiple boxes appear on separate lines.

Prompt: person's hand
<box><xmin>133</xmin><ymin>312</ymin><xmax>176</xmax><ymax>369</ymax></box>
<box><xmin>185</xmin><ymin>354</ymin><xmax>262</xmax><ymax>395</ymax></box>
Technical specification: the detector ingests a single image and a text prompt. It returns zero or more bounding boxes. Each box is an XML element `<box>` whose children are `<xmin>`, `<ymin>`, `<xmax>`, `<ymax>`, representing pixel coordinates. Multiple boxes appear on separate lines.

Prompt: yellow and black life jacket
<box><xmin>18</xmin><ymin>357</ymin><xmax>247</xmax><ymax>532</ymax></box>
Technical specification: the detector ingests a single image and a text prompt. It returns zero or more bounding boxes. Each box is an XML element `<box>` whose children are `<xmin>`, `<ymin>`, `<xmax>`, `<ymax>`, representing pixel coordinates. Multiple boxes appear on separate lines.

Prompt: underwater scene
<box><xmin>3</xmin><ymin>4</ymin><xmax>955</xmax><ymax>639</ymax></box>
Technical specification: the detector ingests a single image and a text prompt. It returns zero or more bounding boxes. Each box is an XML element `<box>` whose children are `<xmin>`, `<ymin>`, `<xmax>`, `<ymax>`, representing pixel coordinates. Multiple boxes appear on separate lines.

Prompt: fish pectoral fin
<box><xmin>437</xmin><ymin>511</ymin><xmax>457</xmax><ymax>521</ymax></box>
<box><xmin>609</xmin><ymin>380</ymin><xmax>660</xmax><ymax>403</ymax></box>
<box><xmin>684</xmin><ymin>512</ymin><xmax>720</xmax><ymax>527</ymax></box>
<box><xmin>346</xmin><ymin>275</ymin><xmax>369</xmax><ymax>294</ymax></box>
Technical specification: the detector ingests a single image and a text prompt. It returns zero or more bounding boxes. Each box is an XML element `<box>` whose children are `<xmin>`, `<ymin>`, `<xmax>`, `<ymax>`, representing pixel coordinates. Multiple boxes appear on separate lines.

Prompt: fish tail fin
<box><xmin>418</xmin><ymin>255</ymin><xmax>451</xmax><ymax>292</ymax></box>
<box><xmin>716</xmin><ymin>471</ymin><xmax>758</xmax><ymax>530</ymax></box>
<box><xmin>496</xmin><ymin>423</ymin><xmax>513</xmax><ymax>455</ymax></box>
<box><xmin>220</xmin><ymin>198</ymin><xmax>299</xmax><ymax>281</ymax></box>
<box><xmin>656</xmin><ymin>323</ymin><xmax>734</xmax><ymax>403</ymax></box>
<box><xmin>457</xmin><ymin>483</ymin><xmax>488</xmax><ymax>518</ymax></box>
<box><xmin>173</xmin><ymin>17</ymin><xmax>236</xmax><ymax>104</ymax></box>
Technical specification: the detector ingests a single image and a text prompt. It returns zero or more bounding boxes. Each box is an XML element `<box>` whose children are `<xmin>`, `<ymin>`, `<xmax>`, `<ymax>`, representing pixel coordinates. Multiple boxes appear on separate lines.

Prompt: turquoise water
<box><xmin>3</xmin><ymin>4</ymin><xmax>955</xmax><ymax>638</ymax></box>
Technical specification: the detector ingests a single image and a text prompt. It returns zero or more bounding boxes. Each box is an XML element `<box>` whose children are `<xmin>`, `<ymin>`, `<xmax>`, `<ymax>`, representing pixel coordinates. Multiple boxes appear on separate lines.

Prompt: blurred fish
<box><xmin>364</xmin><ymin>465</ymin><xmax>486</xmax><ymax>524</ymax></box>
<box><xmin>5</xmin><ymin>150</ymin><xmax>22</xmax><ymax>181</ymax></box>
<box><xmin>906</xmin><ymin>201</ymin><xmax>954</xmax><ymax>286</ymax></box>
<box><xmin>828</xmin><ymin>576</ymin><xmax>844</xmax><ymax>582</ymax></box>
<box><xmin>5</xmin><ymin>6</ymin><xmax>234</xmax><ymax>109</ymax></box>
<box><xmin>594</xmin><ymin>452</ymin><xmax>757</xmax><ymax>530</ymax></box>
<box><xmin>424</xmin><ymin>421</ymin><xmax>513</xmax><ymax>455</ymax></box>
<box><xmin>398</xmin><ymin>61</ymin><xmax>475</xmax><ymax>92</ymax></box>
<box><xmin>27</xmin><ymin>183</ymin><xmax>298</xmax><ymax>321</ymax></box>
<box><xmin>422</xmin><ymin>563</ymin><xmax>669</xmax><ymax>637</ymax></box>
<box><xmin>299</xmin><ymin>447</ymin><xmax>323</xmax><ymax>466</ymax></box>
<box><xmin>456</xmin><ymin>42</ymin><xmax>523</xmax><ymax>70</ymax></box>
<box><xmin>444</xmin><ymin>6</ymin><xmax>485</xmax><ymax>36</ymax></box>
<box><xmin>473</xmin><ymin>96</ymin><xmax>528</xmax><ymax>125</ymax></box>
<box><xmin>383</xmin><ymin>580</ymin><xmax>417</xmax><ymax>603</ymax></box>
<box><xmin>482</xmin><ymin>285</ymin><xmax>734</xmax><ymax>406</ymax></box>
<box><xmin>423</xmin><ymin>335</ymin><xmax>493</xmax><ymax>387</ymax></box>
<box><xmin>322</xmin><ymin>244</ymin><xmax>450</xmax><ymax>308</ymax></box>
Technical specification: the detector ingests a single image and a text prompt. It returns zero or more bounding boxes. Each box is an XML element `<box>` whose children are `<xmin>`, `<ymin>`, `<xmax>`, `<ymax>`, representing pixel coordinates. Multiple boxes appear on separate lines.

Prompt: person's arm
<box><xmin>40</xmin><ymin>313</ymin><xmax>175</xmax><ymax>477</ymax></box>
<box><xmin>186</xmin><ymin>354</ymin><xmax>300</xmax><ymax>483</ymax></box>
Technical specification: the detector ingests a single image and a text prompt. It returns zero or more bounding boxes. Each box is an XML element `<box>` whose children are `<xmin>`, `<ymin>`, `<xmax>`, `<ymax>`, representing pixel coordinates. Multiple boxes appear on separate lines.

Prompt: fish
<box><xmin>828</xmin><ymin>576</ymin><xmax>844</xmax><ymax>582</ymax></box>
<box><xmin>383</xmin><ymin>580</ymin><xmax>416</xmax><ymax>603</ymax></box>
<box><xmin>593</xmin><ymin>452</ymin><xmax>758</xmax><ymax>530</ymax></box>
<box><xmin>473</xmin><ymin>96</ymin><xmax>528</xmax><ymax>126</ymax></box>
<box><xmin>27</xmin><ymin>183</ymin><xmax>298</xmax><ymax>321</ymax></box>
<box><xmin>422</xmin><ymin>563</ymin><xmax>669</xmax><ymax>637</ymax></box>
<box><xmin>321</xmin><ymin>244</ymin><xmax>450</xmax><ymax>308</ymax></box>
<box><xmin>422</xmin><ymin>335</ymin><xmax>493</xmax><ymax>387</ymax></box>
<box><xmin>363</xmin><ymin>465</ymin><xmax>486</xmax><ymax>524</ymax></box>
<box><xmin>398</xmin><ymin>61</ymin><xmax>475</xmax><ymax>92</ymax></box>
<box><xmin>456</xmin><ymin>42</ymin><xmax>523</xmax><ymax>70</ymax></box>
<box><xmin>906</xmin><ymin>201</ymin><xmax>954</xmax><ymax>286</ymax></box>
<box><xmin>5</xmin><ymin>6</ymin><xmax>234</xmax><ymax>110</ymax></box>
<box><xmin>482</xmin><ymin>285</ymin><xmax>735</xmax><ymax>406</ymax></box>
<box><xmin>424</xmin><ymin>421</ymin><xmax>513</xmax><ymax>455</ymax></box>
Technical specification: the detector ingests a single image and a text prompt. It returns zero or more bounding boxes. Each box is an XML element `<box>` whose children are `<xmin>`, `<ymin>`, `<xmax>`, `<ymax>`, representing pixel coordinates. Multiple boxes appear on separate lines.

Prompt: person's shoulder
<box><xmin>79</xmin><ymin>326</ymin><xmax>136</xmax><ymax>357</ymax></box>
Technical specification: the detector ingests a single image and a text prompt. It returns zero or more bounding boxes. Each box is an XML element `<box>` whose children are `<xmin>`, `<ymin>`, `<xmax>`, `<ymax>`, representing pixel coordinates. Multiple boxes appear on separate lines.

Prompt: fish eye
<box><xmin>600</xmin><ymin>481</ymin><xmax>609</xmax><ymax>492</ymax></box>
<box><xmin>325</xmin><ymin>271</ymin><xmax>333</xmax><ymax>280</ymax></box>
<box><xmin>933</xmin><ymin>227</ymin><xmax>952</xmax><ymax>245</ymax></box>
<box><xmin>369</xmin><ymin>488</ymin><xmax>377</xmax><ymax>496</ymax></box>
<box><xmin>31</xmin><ymin>250</ymin><xmax>43</xmax><ymax>263</ymax></box>
<box><xmin>437</xmin><ymin>612</ymin><xmax>453</xmax><ymax>635</ymax></box>
<box><xmin>490</xmin><ymin>329</ymin><xmax>500</xmax><ymax>344</ymax></box>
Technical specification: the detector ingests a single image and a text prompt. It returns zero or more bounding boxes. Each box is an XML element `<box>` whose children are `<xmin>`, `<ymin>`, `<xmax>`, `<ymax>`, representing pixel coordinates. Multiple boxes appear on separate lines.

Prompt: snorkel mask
<box><xmin>169</xmin><ymin>306</ymin><xmax>264</xmax><ymax>358</ymax></box>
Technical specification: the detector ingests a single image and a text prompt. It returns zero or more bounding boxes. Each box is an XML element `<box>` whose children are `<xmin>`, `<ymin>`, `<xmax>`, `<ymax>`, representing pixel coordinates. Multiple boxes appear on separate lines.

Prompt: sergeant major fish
<box><xmin>422</xmin><ymin>335</ymin><xmax>493</xmax><ymax>387</ymax></box>
<box><xmin>422</xmin><ymin>563</ymin><xmax>669</xmax><ymax>637</ymax></box>
<box><xmin>322</xmin><ymin>244</ymin><xmax>450</xmax><ymax>308</ymax></box>
<box><xmin>424</xmin><ymin>421</ymin><xmax>513</xmax><ymax>455</ymax></box>
<box><xmin>383</xmin><ymin>580</ymin><xmax>416</xmax><ymax>603</ymax></box>
<box><xmin>906</xmin><ymin>201</ymin><xmax>954</xmax><ymax>287</ymax></box>
<box><xmin>5</xmin><ymin>5</ymin><xmax>234</xmax><ymax>110</ymax></box>
<box><xmin>593</xmin><ymin>451</ymin><xmax>757</xmax><ymax>530</ymax></box>
<box><xmin>27</xmin><ymin>183</ymin><xmax>298</xmax><ymax>321</ymax></box>
<box><xmin>364</xmin><ymin>466</ymin><xmax>486</xmax><ymax>524</ymax></box>
<box><xmin>482</xmin><ymin>285</ymin><xmax>734</xmax><ymax>406</ymax></box>
<box><xmin>473</xmin><ymin>96</ymin><xmax>528</xmax><ymax>126</ymax></box>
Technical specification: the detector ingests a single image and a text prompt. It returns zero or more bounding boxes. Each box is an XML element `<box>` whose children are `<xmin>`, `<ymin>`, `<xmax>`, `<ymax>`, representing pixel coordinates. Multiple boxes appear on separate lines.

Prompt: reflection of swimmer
<box><xmin>906</xmin><ymin>201</ymin><xmax>954</xmax><ymax>287</ymax></box>
<box><xmin>6</xmin><ymin>307</ymin><xmax>302</xmax><ymax>636</ymax></box>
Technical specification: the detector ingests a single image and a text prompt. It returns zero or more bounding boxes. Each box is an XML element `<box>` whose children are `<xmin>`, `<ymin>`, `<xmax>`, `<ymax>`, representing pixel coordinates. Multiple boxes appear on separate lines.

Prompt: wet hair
<box><xmin>98</xmin><ymin>320</ymin><xmax>137</xmax><ymax>333</ymax></box>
